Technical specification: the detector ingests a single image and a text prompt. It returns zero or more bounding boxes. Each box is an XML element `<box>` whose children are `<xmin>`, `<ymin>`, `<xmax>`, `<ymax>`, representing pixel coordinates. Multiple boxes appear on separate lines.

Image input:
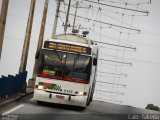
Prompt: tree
<box><xmin>145</xmin><ymin>104</ymin><xmax>160</xmax><ymax>111</ymax></box>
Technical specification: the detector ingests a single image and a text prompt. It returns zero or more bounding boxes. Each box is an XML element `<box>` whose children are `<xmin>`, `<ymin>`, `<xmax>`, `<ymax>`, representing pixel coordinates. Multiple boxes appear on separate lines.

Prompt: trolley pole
<box><xmin>19</xmin><ymin>0</ymin><xmax>36</xmax><ymax>73</ymax></box>
<box><xmin>0</xmin><ymin>0</ymin><xmax>9</xmax><ymax>59</ymax></box>
<box><xmin>72</xmin><ymin>1</ymin><xmax>78</xmax><ymax>32</ymax></box>
<box><xmin>32</xmin><ymin>0</ymin><xmax>49</xmax><ymax>80</ymax></box>
<box><xmin>51</xmin><ymin>0</ymin><xmax>61</xmax><ymax>38</ymax></box>
<box><xmin>64</xmin><ymin>0</ymin><xmax>71</xmax><ymax>34</ymax></box>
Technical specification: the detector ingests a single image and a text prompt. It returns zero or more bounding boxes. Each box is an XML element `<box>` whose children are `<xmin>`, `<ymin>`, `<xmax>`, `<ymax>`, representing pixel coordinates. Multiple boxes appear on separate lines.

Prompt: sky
<box><xmin>0</xmin><ymin>0</ymin><xmax>160</xmax><ymax>109</ymax></box>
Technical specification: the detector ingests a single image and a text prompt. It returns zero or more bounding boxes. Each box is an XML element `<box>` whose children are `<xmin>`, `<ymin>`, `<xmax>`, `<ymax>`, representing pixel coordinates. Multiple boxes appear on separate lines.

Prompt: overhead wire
<box><xmin>82</xmin><ymin>1</ymin><xmax>149</xmax><ymax>17</ymax></box>
<box><xmin>112</xmin><ymin>0</ymin><xmax>128</xmax><ymax>103</ymax></box>
<box><xmin>99</xmin><ymin>6</ymin><xmax>103</xmax><ymax>99</ymax></box>
<box><xmin>96</xmin><ymin>81</ymin><xmax>126</xmax><ymax>87</ymax></box>
<box><xmin>84</xmin><ymin>0</ymin><xmax>149</xmax><ymax>14</ymax></box>
<box><xmin>117</xmin><ymin>1</ymin><xmax>140</xmax><ymax>90</ymax></box>
<box><xmin>113</xmin><ymin>0</ymin><xmax>140</xmax><ymax>103</ymax></box>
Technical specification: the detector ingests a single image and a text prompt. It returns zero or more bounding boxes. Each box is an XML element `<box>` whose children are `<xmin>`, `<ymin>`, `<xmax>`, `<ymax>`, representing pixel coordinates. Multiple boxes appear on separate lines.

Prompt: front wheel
<box><xmin>86</xmin><ymin>93</ymin><xmax>91</xmax><ymax>105</ymax></box>
<box><xmin>79</xmin><ymin>106</ymin><xmax>86</xmax><ymax>110</ymax></box>
<box><xmin>86</xmin><ymin>98</ymin><xmax>90</xmax><ymax>105</ymax></box>
<box><xmin>90</xmin><ymin>88</ymin><xmax>94</xmax><ymax>102</ymax></box>
<box><xmin>37</xmin><ymin>101</ymin><xmax>44</xmax><ymax>105</ymax></box>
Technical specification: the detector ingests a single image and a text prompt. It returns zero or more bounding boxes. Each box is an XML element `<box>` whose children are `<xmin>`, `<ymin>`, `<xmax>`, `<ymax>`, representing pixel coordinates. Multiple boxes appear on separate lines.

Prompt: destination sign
<box><xmin>44</xmin><ymin>41</ymin><xmax>91</xmax><ymax>55</ymax></box>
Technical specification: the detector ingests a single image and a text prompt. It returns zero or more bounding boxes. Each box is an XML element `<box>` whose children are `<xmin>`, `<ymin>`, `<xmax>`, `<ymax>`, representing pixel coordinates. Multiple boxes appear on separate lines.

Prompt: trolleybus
<box><xmin>33</xmin><ymin>34</ymin><xmax>98</xmax><ymax>108</ymax></box>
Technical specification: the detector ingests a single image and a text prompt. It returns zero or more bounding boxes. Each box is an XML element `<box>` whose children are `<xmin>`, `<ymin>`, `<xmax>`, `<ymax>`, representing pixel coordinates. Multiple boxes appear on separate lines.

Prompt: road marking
<box><xmin>2</xmin><ymin>104</ymin><xmax>24</xmax><ymax>115</ymax></box>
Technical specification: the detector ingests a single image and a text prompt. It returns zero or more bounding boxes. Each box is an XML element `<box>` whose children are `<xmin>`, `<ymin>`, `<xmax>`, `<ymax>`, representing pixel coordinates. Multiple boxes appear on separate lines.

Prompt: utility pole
<box><xmin>51</xmin><ymin>0</ymin><xmax>61</xmax><ymax>38</ymax></box>
<box><xmin>19</xmin><ymin>0</ymin><xmax>36</xmax><ymax>73</ymax></box>
<box><xmin>72</xmin><ymin>1</ymin><xmax>78</xmax><ymax>33</ymax></box>
<box><xmin>64</xmin><ymin>0</ymin><xmax>71</xmax><ymax>34</ymax></box>
<box><xmin>0</xmin><ymin>0</ymin><xmax>9</xmax><ymax>59</ymax></box>
<box><xmin>32</xmin><ymin>0</ymin><xmax>49</xmax><ymax>80</ymax></box>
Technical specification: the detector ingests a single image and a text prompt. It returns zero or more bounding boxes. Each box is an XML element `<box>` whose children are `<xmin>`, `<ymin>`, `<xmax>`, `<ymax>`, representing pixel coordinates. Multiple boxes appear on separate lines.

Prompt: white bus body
<box><xmin>33</xmin><ymin>34</ymin><xmax>98</xmax><ymax>108</ymax></box>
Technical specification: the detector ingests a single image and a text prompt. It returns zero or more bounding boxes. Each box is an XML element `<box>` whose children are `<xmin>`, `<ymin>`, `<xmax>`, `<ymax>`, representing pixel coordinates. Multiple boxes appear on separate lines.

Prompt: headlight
<box><xmin>78</xmin><ymin>92</ymin><xmax>84</xmax><ymax>96</ymax></box>
<box><xmin>75</xmin><ymin>91</ymin><xmax>87</xmax><ymax>96</ymax></box>
<box><xmin>38</xmin><ymin>85</ymin><xmax>44</xmax><ymax>90</ymax></box>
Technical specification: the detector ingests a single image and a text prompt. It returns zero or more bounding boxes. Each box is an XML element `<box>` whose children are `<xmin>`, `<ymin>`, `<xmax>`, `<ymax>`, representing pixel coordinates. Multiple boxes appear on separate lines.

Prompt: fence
<box><xmin>0</xmin><ymin>71</ymin><xmax>27</xmax><ymax>101</ymax></box>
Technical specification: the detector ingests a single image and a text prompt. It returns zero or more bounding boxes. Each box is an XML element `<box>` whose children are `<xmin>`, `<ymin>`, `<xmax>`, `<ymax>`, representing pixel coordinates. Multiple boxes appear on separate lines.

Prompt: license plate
<box><xmin>56</xmin><ymin>95</ymin><xmax>64</xmax><ymax>99</ymax></box>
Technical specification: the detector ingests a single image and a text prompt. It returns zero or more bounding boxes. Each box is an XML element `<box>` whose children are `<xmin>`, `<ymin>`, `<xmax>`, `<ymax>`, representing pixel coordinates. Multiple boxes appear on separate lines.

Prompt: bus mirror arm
<box><xmin>93</xmin><ymin>58</ymin><xmax>97</xmax><ymax>66</ymax></box>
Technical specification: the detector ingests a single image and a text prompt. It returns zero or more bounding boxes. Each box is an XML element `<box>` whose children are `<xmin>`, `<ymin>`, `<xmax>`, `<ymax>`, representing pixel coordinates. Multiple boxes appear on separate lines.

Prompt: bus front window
<box><xmin>37</xmin><ymin>50</ymin><xmax>63</xmax><ymax>79</ymax></box>
<box><xmin>64</xmin><ymin>54</ymin><xmax>91</xmax><ymax>83</ymax></box>
<box><xmin>36</xmin><ymin>49</ymin><xmax>91</xmax><ymax>83</ymax></box>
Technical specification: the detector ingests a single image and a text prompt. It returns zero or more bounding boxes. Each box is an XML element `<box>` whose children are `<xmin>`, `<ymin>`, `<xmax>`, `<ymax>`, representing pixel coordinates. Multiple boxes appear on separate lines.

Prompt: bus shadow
<box><xmin>37</xmin><ymin>101</ymin><xmax>86</xmax><ymax>112</ymax></box>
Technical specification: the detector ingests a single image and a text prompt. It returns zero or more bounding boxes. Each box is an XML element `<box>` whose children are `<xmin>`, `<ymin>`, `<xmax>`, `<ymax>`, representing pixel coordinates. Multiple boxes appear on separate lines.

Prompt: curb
<box><xmin>0</xmin><ymin>90</ymin><xmax>34</xmax><ymax>107</ymax></box>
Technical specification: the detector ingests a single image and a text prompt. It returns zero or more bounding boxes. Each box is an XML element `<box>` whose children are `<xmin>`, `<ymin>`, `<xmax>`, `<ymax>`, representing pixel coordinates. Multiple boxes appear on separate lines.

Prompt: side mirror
<box><xmin>93</xmin><ymin>58</ymin><xmax>97</xmax><ymax>66</ymax></box>
<box><xmin>35</xmin><ymin>51</ymin><xmax>40</xmax><ymax>59</ymax></box>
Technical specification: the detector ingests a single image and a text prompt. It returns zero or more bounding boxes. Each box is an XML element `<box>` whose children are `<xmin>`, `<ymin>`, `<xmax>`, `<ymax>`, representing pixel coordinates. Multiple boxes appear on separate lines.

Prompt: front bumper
<box><xmin>33</xmin><ymin>89</ymin><xmax>87</xmax><ymax>107</ymax></box>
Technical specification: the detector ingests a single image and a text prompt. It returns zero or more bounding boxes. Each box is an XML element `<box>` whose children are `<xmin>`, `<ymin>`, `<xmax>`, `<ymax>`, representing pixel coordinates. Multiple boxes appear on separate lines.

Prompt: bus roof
<box><xmin>52</xmin><ymin>34</ymin><xmax>93</xmax><ymax>45</ymax></box>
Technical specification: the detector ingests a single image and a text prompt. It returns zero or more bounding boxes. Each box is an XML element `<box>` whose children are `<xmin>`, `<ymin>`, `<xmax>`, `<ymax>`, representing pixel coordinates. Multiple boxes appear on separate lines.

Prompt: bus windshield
<box><xmin>36</xmin><ymin>49</ymin><xmax>91</xmax><ymax>83</ymax></box>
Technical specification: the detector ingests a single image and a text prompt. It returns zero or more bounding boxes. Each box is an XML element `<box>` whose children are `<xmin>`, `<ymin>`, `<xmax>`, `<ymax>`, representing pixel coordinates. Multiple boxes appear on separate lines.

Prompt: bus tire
<box><xmin>80</xmin><ymin>106</ymin><xmax>86</xmax><ymax>110</ymax></box>
<box><xmin>90</xmin><ymin>82</ymin><xmax>95</xmax><ymax>102</ymax></box>
<box><xmin>90</xmin><ymin>92</ymin><xmax>93</xmax><ymax>102</ymax></box>
<box><xmin>37</xmin><ymin>101</ymin><xmax>43</xmax><ymax>105</ymax></box>
<box><xmin>86</xmin><ymin>95</ymin><xmax>91</xmax><ymax>105</ymax></box>
<box><xmin>90</xmin><ymin>88</ymin><xmax>94</xmax><ymax>102</ymax></box>
<box><xmin>86</xmin><ymin>100</ymin><xmax>90</xmax><ymax>105</ymax></box>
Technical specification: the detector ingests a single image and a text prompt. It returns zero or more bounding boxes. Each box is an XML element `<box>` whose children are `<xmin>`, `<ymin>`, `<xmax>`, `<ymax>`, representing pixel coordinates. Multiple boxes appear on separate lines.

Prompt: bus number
<box><xmin>64</xmin><ymin>89</ymin><xmax>73</xmax><ymax>94</ymax></box>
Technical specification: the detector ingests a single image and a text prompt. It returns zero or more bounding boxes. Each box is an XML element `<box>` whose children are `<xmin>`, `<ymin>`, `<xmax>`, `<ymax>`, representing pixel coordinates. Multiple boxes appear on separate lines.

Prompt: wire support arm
<box><xmin>59</xmin><ymin>11</ymin><xmax>140</xmax><ymax>32</ymax></box>
<box><xmin>96</xmin><ymin>81</ymin><xmax>126</xmax><ymax>87</ymax></box>
<box><xmin>84</xmin><ymin>0</ymin><xmax>149</xmax><ymax>14</ymax></box>
<box><xmin>98</xmin><ymin>71</ymin><xmax>127</xmax><ymax>77</ymax></box>
<box><xmin>95</xmin><ymin>89</ymin><xmax>124</xmax><ymax>95</ymax></box>
<box><xmin>94</xmin><ymin>40</ymin><xmax>136</xmax><ymax>50</ymax></box>
<box><xmin>99</xmin><ymin>58</ymin><xmax>132</xmax><ymax>66</ymax></box>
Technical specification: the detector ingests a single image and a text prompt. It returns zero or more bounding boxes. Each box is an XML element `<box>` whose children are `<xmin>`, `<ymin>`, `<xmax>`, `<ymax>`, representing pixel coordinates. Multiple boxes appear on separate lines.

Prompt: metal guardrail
<box><xmin>0</xmin><ymin>71</ymin><xmax>27</xmax><ymax>101</ymax></box>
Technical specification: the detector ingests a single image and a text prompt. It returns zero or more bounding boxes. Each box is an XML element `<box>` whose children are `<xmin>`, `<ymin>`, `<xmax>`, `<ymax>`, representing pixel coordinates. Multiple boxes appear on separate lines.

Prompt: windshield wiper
<box><xmin>73</xmin><ymin>54</ymin><xmax>80</xmax><ymax>72</ymax></box>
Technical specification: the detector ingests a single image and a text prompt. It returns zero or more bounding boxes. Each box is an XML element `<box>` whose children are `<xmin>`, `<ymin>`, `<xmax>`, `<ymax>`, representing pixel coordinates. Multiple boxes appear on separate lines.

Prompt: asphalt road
<box><xmin>0</xmin><ymin>94</ymin><xmax>159</xmax><ymax>120</ymax></box>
